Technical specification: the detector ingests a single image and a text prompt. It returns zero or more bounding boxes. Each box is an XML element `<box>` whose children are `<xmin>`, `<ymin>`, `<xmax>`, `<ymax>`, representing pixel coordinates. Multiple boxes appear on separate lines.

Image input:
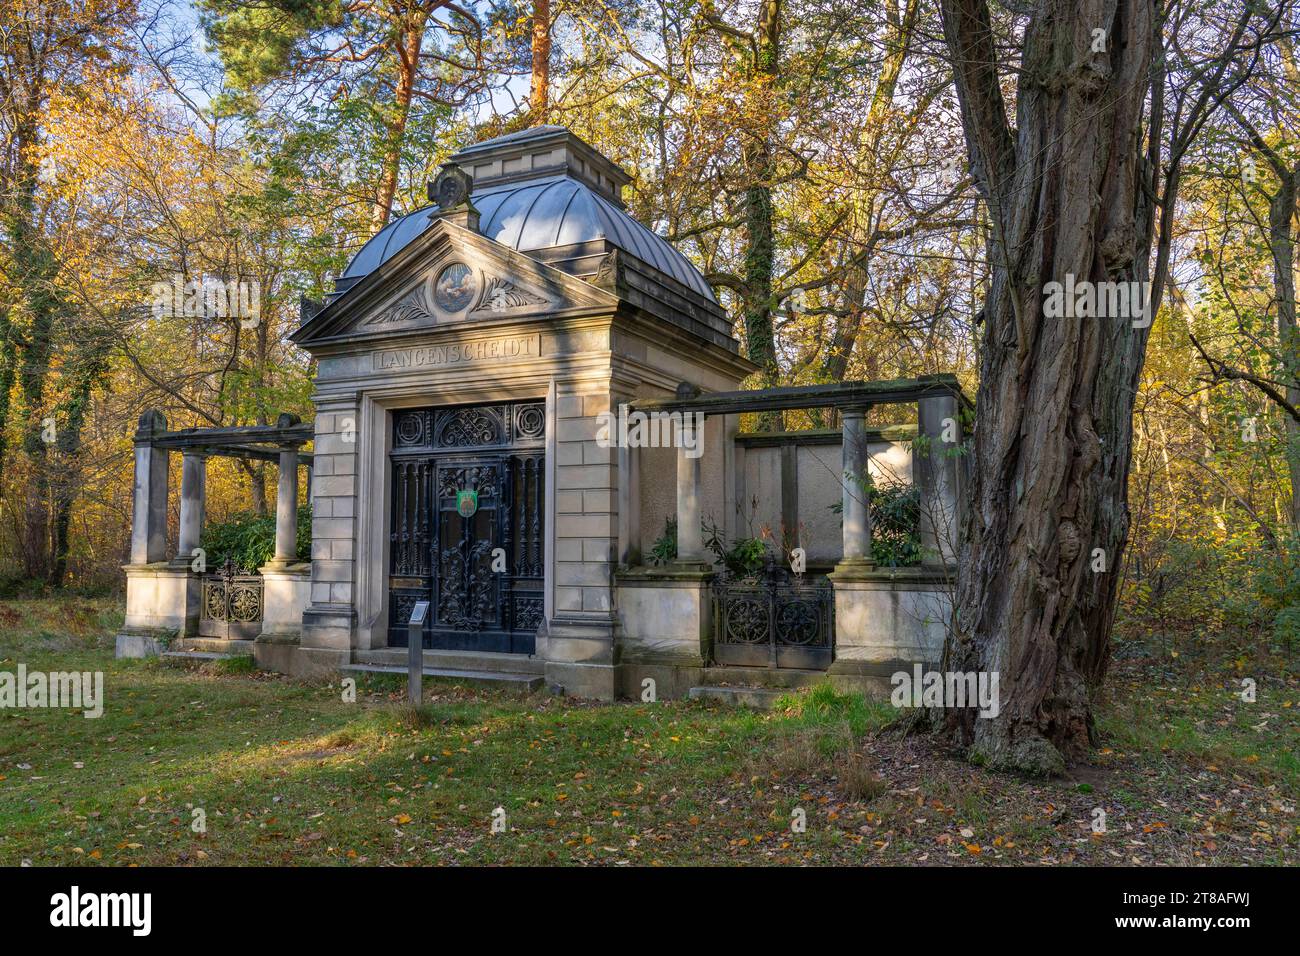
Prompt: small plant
<box><xmin>830</xmin><ymin>476</ymin><xmax>923</xmax><ymax>567</ymax></box>
<box><xmin>648</xmin><ymin>517</ymin><xmax>678</xmax><ymax>566</ymax></box>
<box><xmin>703</xmin><ymin>518</ymin><xmax>770</xmax><ymax>576</ymax></box>
<box><xmin>840</xmin><ymin>751</ymin><xmax>888</xmax><ymax>802</ymax></box>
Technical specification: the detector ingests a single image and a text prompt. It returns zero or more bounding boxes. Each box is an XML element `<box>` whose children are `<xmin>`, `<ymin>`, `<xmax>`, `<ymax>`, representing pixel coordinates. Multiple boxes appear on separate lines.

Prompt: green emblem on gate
<box><xmin>456</xmin><ymin>488</ymin><xmax>478</xmax><ymax>518</ymax></box>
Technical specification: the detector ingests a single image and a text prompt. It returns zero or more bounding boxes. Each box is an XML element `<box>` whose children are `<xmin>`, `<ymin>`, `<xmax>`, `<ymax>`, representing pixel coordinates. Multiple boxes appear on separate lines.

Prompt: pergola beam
<box><xmin>143</xmin><ymin>414</ymin><xmax>313</xmax><ymax>464</ymax></box>
<box><xmin>151</xmin><ymin>423</ymin><xmax>313</xmax><ymax>449</ymax></box>
<box><xmin>172</xmin><ymin>444</ymin><xmax>314</xmax><ymax>465</ymax></box>
<box><xmin>628</xmin><ymin>374</ymin><xmax>963</xmax><ymax>417</ymax></box>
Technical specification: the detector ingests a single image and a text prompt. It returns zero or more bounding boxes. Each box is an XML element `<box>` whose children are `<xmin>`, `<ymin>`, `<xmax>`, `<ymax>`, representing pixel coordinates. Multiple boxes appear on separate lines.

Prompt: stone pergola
<box><xmin>614</xmin><ymin>373</ymin><xmax>966</xmax><ymax>696</ymax></box>
<box><xmin>117</xmin><ymin>409</ymin><xmax>314</xmax><ymax>655</ymax></box>
<box><xmin>628</xmin><ymin>373</ymin><xmax>965</xmax><ymax>571</ymax></box>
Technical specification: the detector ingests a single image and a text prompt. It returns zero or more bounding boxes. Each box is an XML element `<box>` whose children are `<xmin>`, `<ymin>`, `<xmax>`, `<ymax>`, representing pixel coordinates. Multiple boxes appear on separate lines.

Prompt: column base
<box><xmin>671</xmin><ymin>558</ymin><xmax>712</xmax><ymax>572</ymax></box>
<box><xmin>301</xmin><ymin>604</ymin><xmax>357</xmax><ymax>650</ymax></box>
<box><xmin>829</xmin><ymin>566</ymin><xmax>951</xmax><ymax>666</ymax></box>
<box><xmin>122</xmin><ymin>563</ymin><xmax>202</xmax><ymax>637</ymax></box>
<box><xmin>259</xmin><ymin>562</ymin><xmax>312</xmax><ymax>638</ymax></box>
<box><xmin>830</xmin><ymin>557</ymin><xmax>877</xmax><ymax>579</ymax></box>
<box><xmin>543</xmin><ymin>661</ymin><xmax>617</xmax><ymax>701</ymax></box>
<box><xmin>615</xmin><ymin>565</ymin><xmax>715</xmax><ymax>671</ymax></box>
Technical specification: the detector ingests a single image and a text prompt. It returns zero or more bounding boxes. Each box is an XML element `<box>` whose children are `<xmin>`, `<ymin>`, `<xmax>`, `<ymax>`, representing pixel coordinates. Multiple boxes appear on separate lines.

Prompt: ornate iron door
<box><xmin>388</xmin><ymin>401</ymin><xmax>545</xmax><ymax>654</ymax></box>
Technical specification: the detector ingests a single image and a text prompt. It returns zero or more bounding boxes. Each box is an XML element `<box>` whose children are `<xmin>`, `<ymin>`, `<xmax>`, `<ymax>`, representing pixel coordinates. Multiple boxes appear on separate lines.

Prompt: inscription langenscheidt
<box><xmin>373</xmin><ymin>334</ymin><xmax>540</xmax><ymax>371</ymax></box>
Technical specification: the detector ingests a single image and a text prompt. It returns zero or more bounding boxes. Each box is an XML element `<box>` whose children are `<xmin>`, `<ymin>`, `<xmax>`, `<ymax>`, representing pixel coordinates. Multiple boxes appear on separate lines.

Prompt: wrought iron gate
<box><xmin>712</xmin><ymin>564</ymin><xmax>834</xmax><ymax>669</ymax></box>
<box><xmin>199</xmin><ymin>558</ymin><xmax>264</xmax><ymax>639</ymax></box>
<box><xmin>388</xmin><ymin>401</ymin><xmax>545</xmax><ymax>653</ymax></box>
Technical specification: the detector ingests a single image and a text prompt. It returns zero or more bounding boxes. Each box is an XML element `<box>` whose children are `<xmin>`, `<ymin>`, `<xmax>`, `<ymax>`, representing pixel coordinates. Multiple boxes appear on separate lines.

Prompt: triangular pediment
<box><xmin>291</xmin><ymin>217</ymin><xmax>620</xmax><ymax>348</ymax></box>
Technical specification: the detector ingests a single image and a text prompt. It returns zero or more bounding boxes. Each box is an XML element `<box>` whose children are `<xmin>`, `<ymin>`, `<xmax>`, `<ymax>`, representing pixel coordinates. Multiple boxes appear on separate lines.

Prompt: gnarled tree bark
<box><xmin>935</xmin><ymin>0</ymin><xmax>1278</xmax><ymax>772</ymax></box>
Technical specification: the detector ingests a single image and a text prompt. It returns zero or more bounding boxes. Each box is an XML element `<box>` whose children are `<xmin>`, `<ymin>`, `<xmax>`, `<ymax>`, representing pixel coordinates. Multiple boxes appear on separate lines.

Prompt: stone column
<box><xmin>176</xmin><ymin>451</ymin><xmax>207</xmax><ymax>564</ymax></box>
<box><xmin>260</xmin><ymin>443</ymin><xmax>311</xmax><ymax>646</ymax></box>
<box><xmin>839</xmin><ymin>406</ymin><xmax>873</xmax><ymax>568</ymax></box>
<box><xmin>119</xmin><ymin>409</ymin><xmax>196</xmax><ymax>655</ymax></box>
<box><xmin>130</xmin><ymin>410</ymin><xmax>169</xmax><ymax>565</ymax></box>
<box><xmin>675</xmin><ymin>415</ymin><xmax>705</xmax><ymax>566</ymax></box>
<box><xmin>917</xmin><ymin>392</ymin><xmax>960</xmax><ymax>567</ymax></box>
<box><xmin>275</xmin><ymin>447</ymin><xmax>299</xmax><ymax>562</ymax></box>
<box><xmin>617</xmin><ymin>426</ymin><xmax>641</xmax><ymax>566</ymax></box>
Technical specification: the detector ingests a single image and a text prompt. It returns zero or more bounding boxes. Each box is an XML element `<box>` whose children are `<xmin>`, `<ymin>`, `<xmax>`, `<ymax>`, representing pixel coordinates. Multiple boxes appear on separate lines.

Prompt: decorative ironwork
<box><xmin>513</xmin><ymin>403</ymin><xmax>545</xmax><ymax>441</ymax></box>
<box><xmin>395</xmin><ymin>410</ymin><xmax>426</xmax><ymax>446</ymax></box>
<box><xmin>199</xmin><ymin>559</ymin><xmax>264</xmax><ymax>638</ymax></box>
<box><xmin>712</xmin><ymin>560</ymin><xmax>833</xmax><ymax>669</ymax></box>
<box><xmin>435</xmin><ymin>406</ymin><xmax>503</xmax><ymax>447</ymax></box>
<box><xmin>389</xmin><ymin>401</ymin><xmax>545</xmax><ymax>654</ymax></box>
<box><xmin>512</xmin><ymin>596</ymin><xmax>544</xmax><ymax>631</ymax></box>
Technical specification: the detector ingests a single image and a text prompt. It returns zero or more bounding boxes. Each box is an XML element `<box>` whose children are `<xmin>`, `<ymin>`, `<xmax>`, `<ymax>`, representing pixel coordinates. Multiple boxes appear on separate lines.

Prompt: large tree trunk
<box><xmin>741</xmin><ymin>0</ymin><xmax>782</xmax><ymax>428</ymax></box>
<box><xmin>818</xmin><ymin>0</ymin><xmax>917</xmax><ymax>391</ymax></box>
<box><xmin>10</xmin><ymin>150</ymin><xmax>60</xmax><ymax>581</ymax></box>
<box><xmin>1265</xmin><ymin>167</ymin><xmax>1300</xmax><ymax>532</ymax></box>
<box><xmin>0</xmin><ymin>307</ymin><xmax>16</xmax><ymax>477</ymax></box>
<box><xmin>371</xmin><ymin>24</ymin><xmax>423</xmax><ymax>232</ymax></box>
<box><xmin>937</xmin><ymin>0</ymin><xmax>1158</xmax><ymax>772</ymax></box>
<box><xmin>530</xmin><ymin>0</ymin><xmax>552</xmax><ymax>120</ymax></box>
<box><xmin>50</xmin><ymin>363</ymin><xmax>97</xmax><ymax>586</ymax></box>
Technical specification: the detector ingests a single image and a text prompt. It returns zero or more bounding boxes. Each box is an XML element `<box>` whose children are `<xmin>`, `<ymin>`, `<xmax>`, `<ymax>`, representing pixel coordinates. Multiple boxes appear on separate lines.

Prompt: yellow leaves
<box><xmin>392</xmin><ymin>813</ymin><xmax>412</xmax><ymax>825</ymax></box>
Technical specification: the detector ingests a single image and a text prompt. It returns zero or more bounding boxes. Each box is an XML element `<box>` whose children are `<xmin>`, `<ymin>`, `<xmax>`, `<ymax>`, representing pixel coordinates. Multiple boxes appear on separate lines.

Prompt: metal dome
<box><xmin>339</xmin><ymin>175</ymin><xmax>717</xmax><ymax>303</ymax></box>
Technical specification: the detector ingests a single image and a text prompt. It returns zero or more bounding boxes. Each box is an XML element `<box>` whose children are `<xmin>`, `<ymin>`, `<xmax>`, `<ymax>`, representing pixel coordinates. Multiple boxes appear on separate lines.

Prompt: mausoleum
<box><xmin>116</xmin><ymin>126</ymin><xmax>965</xmax><ymax>702</ymax></box>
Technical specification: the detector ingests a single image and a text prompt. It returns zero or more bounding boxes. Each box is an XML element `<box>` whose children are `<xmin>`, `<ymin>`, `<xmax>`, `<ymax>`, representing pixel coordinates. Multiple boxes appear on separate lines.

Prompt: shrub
<box><xmin>830</xmin><ymin>478</ymin><xmax>923</xmax><ymax>567</ymax></box>
<box><xmin>201</xmin><ymin>504</ymin><xmax>311</xmax><ymax>573</ymax></box>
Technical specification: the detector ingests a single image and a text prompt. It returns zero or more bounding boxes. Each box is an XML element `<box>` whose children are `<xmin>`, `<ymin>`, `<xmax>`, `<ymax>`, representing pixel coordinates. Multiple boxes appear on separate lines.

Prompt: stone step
<box><xmin>353</xmin><ymin>647</ymin><xmax>546</xmax><ymax>676</ymax></box>
<box><xmin>700</xmin><ymin>666</ymin><xmax>828</xmax><ymax>690</ymax></box>
<box><xmin>162</xmin><ymin>650</ymin><xmax>243</xmax><ymax>662</ymax></box>
<box><xmin>340</xmin><ymin>663</ymin><xmax>544</xmax><ymax>695</ymax></box>
<box><xmin>174</xmin><ymin>638</ymin><xmax>256</xmax><ymax>656</ymax></box>
<box><xmin>687</xmin><ymin>685</ymin><xmax>787</xmax><ymax>709</ymax></box>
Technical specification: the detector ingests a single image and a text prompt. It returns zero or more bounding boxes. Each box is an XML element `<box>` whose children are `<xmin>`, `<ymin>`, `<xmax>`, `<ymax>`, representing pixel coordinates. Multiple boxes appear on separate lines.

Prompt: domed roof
<box><xmin>339</xmin><ymin>175</ymin><xmax>716</xmax><ymax>303</ymax></box>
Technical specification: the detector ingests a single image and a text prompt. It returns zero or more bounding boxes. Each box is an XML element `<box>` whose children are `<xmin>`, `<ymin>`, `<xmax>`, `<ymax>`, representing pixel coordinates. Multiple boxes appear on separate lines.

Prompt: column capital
<box><xmin>134</xmin><ymin>409</ymin><xmax>167</xmax><ymax>444</ymax></box>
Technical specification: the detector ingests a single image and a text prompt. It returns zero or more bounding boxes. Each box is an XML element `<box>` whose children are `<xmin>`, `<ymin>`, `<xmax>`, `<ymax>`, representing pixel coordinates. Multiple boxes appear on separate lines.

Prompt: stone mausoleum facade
<box><xmin>116</xmin><ymin>126</ymin><xmax>963</xmax><ymax>702</ymax></box>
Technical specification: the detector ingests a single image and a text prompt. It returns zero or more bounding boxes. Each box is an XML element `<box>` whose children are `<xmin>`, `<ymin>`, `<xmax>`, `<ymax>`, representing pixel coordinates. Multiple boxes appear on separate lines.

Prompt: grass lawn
<box><xmin>1</xmin><ymin>596</ymin><xmax>1296</xmax><ymax>866</ymax></box>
